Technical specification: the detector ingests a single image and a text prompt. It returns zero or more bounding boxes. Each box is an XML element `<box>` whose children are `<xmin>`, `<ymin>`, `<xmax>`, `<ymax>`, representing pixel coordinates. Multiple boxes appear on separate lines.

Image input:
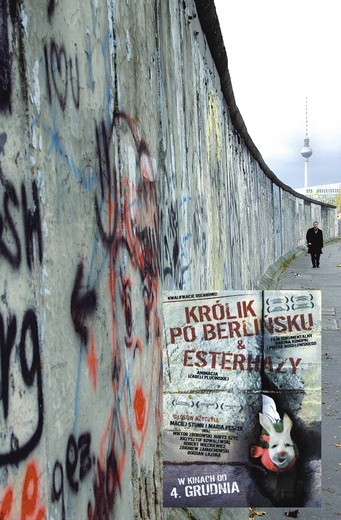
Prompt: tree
<box><xmin>334</xmin><ymin>187</ymin><xmax>341</xmax><ymax>214</ymax></box>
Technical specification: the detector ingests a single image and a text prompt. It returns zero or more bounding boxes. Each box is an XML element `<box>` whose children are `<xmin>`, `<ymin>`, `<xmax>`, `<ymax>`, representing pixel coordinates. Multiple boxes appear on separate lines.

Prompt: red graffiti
<box><xmin>0</xmin><ymin>461</ymin><xmax>45</xmax><ymax>520</ymax></box>
<box><xmin>87</xmin><ymin>330</ymin><xmax>98</xmax><ymax>391</ymax></box>
<box><xmin>21</xmin><ymin>462</ymin><xmax>45</xmax><ymax>520</ymax></box>
<box><xmin>87</xmin><ymin>112</ymin><xmax>161</xmax><ymax>516</ymax></box>
<box><xmin>134</xmin><ymin>387</ymin><xmax>146</xmax><ymax>432</ymax></box>
<box><xmin>0</xmin><ymin>487</ymin><xmax>13</xmax><ymax>519</ymax></box>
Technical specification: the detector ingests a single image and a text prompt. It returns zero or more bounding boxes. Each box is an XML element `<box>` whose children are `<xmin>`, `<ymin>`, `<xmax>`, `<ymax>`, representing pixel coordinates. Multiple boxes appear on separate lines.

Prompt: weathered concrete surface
<box><xmin>0</xmin><ymin>0</ymin><xmax>336</xmax><ymax>519</ymax></box>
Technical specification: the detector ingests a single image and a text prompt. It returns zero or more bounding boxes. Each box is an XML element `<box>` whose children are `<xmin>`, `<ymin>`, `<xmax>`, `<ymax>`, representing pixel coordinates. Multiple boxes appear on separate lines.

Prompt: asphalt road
<box><xmin>164</xmin><ymin>238</ymin><xmax>341</xmax><ymax>520</ymax></box>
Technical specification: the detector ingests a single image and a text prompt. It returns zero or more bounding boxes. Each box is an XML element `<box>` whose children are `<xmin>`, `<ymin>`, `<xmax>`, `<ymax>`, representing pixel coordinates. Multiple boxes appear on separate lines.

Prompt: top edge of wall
<box><xmin>194</xmin><ymin>0</ymin><xmax>335</xmax><ymax>209</ymax></box>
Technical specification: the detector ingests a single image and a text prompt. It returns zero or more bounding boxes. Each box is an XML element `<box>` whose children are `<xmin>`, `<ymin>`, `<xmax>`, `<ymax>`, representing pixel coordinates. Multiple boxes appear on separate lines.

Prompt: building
<box><xmin>296</xmin><ymin>183</ymin><xmax>341</xmax><ymax>204</ymax></box>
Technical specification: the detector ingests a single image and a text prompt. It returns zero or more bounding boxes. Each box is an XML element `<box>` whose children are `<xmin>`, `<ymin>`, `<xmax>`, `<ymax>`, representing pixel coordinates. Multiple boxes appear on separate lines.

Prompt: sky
<box><xmin>214</xmin><ymin>0</ymin><xmax>341</xmax><ymax>189</ymax></box>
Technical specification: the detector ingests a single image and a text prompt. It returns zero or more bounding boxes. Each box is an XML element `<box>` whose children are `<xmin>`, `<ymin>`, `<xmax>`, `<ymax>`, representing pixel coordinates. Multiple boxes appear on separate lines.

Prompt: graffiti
<box><xmin>21</xmin><ymin>462</ymin><xmax>45</xmax><ymax>520</ymax></box>
<box><xmin>163</xmin><ymin>202</ymin><xmax>179</xmax><ymax>279</ymax></box>
<box><xmin>0</xmin><ymin>485</ymin><xmax>12</xmax><ymax>519</ymax></box>
<box><xmin>71</xmin><ymin>262</ymin><xmax>97</xmax><ymax>345</ymax></box>
<box><xmin>87</xmin><ymin>331</ymin><xmax>98</xmax><ymax>391</ymax></box>
<box><xmin>0</xmin><ymin>0</ymin><xmax>22</xmax><ymax>114</ymax></box>
<box><xmin>0</xmin><ymin>461</ymin><xmax>45</xmax><ymax>519</ymax></box>
<box><xmin>0</xmin><ymin>309</ymin><xmax>44</xmax><ymax>467</ymax></box>
<box><xmin>0</xmin><ymin>0</ymin><xmax>12</xmax><ymax>113</ymax></box>
<box><xmin>1</xmin><ymin>0</ymin><xmax>336</xmax><ymax>516</ymax></box>
<box><xmin>0</xmin><ymin>133</ymin><xmax>7</xmax><ymax>155</ymax></box>
<box><xmin>21</xmin><ymin>182</ymin><xmax>43</xmax><ymax>271</ymax></box>
<box><xmin>44</xmin><ymin>39</ymin><xmax>80</xmax><ymax>112</ymax></box>
<box><xmin>0</xmin><ymin>171</ymin><xmax>43</xmax><ymax>271</ymax></box>
<box><xmin>67</xmin><ymin>112</ymin><xmax>162</xmax><ymax>517</ymax></box>
<box><xmin>162</xmin><ymin>201</ymin><xmax>190</xmax><ymax>288</ymax></box>
<box><xmin>93</xmin><ymin>118</ymin><xmax>119</xmax><ymax>248</ymax></box>
<box><xmin>51</xmin><ymin>461</ymin><xmax>65</xmax><ymax>520</ymax></box>
<box><xmin>89</xmin><ymin>415</ymin><xmax>123</xmax><ymax>520</ymax></box>
<box><xmin>52</xmin><ymin>432</ymin><xmax>92</xmax><ymax>519</ymax></box>
<box><xmin>0</xmin><ymin>169</ymin><xmax>20</xmax><ymax>268</ymax></box>
<box><xmin>47</xmin><ymin>0</ymin><xmax>55</xmax><ymax>21</ymax></box>
<box><xmin>2</xmin><ymin>5</ymin><xmax>161</xmax><ymax>509</ymax></box>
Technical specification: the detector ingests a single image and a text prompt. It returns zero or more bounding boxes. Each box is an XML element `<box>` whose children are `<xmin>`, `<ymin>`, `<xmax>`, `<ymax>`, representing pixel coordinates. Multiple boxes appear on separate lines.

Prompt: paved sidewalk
<box><xmin>269</xmin><ymin>238</ymin><xmax>341</xmax><ymax>519</ymax></box>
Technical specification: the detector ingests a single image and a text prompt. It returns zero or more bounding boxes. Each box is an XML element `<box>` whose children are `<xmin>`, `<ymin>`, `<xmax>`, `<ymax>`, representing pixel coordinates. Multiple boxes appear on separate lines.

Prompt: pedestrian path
<box><xmin>271</xmin><ymin>238</ymin><xmax>341</xmax><ymax>519</ymax></box>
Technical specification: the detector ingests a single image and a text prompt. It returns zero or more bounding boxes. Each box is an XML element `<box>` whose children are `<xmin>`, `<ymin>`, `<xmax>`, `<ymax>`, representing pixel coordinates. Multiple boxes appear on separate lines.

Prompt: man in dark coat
<box><xmin>306</xmin><ymin>221</ymin><xmax>323</xmax><ymax>268</ymax></box>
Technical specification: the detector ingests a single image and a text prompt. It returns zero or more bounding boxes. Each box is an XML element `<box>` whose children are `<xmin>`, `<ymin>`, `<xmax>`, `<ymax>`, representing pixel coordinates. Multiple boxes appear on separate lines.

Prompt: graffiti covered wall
<box><xmin>0</xmin><ymin>0</ymin><xmax>335</xmax><ymax>519</ymax></box>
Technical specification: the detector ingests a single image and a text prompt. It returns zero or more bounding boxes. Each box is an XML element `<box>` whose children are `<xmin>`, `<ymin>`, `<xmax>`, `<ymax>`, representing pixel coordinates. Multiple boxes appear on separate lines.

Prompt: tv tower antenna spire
<box><xmin>301</xmin><ymin>97</ymin><xmax>313</xmax><ymax>190</ymax></box>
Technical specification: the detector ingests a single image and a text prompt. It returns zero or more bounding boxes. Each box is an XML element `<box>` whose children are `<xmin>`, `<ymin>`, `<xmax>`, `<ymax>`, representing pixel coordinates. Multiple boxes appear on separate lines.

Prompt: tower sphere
<box><xmin>301</xmin><ymin>137</ymin><xmax>312</xmax><ymax>159</ymax></box>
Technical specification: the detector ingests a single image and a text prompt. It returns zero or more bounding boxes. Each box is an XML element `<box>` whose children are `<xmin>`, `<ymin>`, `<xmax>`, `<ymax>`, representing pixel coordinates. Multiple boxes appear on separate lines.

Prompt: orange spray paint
<box><xmin>133</xmin><ymin>387</ymin><xmax>146</xmax><ymax>432</ymax></box>
<box><xmin>21</xmin><ymin>462</ymin><xmax>45</xmax><ymax>520</ymax></box>
<box><xmin>0</xmin><ymin>487</ymin><xmax>13</xmax><ymax>519</ymax></box>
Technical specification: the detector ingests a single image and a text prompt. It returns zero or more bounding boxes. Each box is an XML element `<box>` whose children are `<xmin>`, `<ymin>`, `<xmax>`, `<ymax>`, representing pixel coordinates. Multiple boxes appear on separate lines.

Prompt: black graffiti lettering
<box><xmin>0</xmin><ymin>132</ymin><xmax>7</xmax><ymax>155</ymax></box>
<box><xmin>18</xmin><ymin>309</ymin><xmax>44</xmax><ymax>451</ymax></box>
<box><xmin>71</xmin><ymin>262</ymin><xmax>97</xmax><ymax>345</ymax></box>
<box><xmin>44</xmin><ymin>39</ymin><xmax>80</xmax><ymax>112</ymax></box>
<box><xmin>69</xmin><ymin>53</ymin><xmax>80</xmax><ymax>109</ymax></box>
<box><xmin>0</xmin><ymin>312</ymin><xmax>16</xmax><ymax>419</ymax></box>
<box><xmin>137</xmin><ymin>225</ymin><xmax>159</xmax><ymax>278</ymax></box>
<box><xmin>78</xmin><ymin>432</ymin><xmax>92</xmax><ymax>481</ymax></box>
<box><xmin>47</xmin><ymin>0</ymin><xmax>56</xmax><ymax>21</ymax></box>
<box><xmin>52</xmin><ymin>431</ymin><xmax>92</xmax><ymax>504</ymax></box>
<box><xmin>19</xmin><ymin>309</ymin><xmax>41</xmax><ymax>386</ymax></box>
<box><xmin>52</xmin><ymin>460</ymin><xmax>66</xmax><ymax>520</ymax></box>
<box><xmin>94</xmin><ymin>119</ymin><xmax>118</xmax><ymax>247</ymax></box>
<box><xmin>106</xmin><ymin>443</ymin><xmax>121</xmax><ymax>502</ymax></box>
<box><xmin>0</xmin><ymin>173</ymin><xmax>43</xmax><ymax>270</ymax></box>
<box><xmin>0</xmin><ymin>169</ymin><xmax>21</xmax><ymax>268</ymax></box>
<box><xmin>0</xmin><ymin>0</ymin><xmax>12</xmax><ymax>113</ymax></box>
<box><xmin>10</xmin><ymin>433</ymin><xmax>19</xmax><ymax>465</ymax></box>
<box><xmin>66</xmin><ymin>434</ymin><xmax>79</xmax><ymax>492</ymax></box>
<box><xmin>52</xmin><ymin>460</ymin><xmax>63</xmax><ymax>501</ymax></box>
<box><xmin>0</xmin><ymin>308</ymin><xmax>44</xmax><ymax>466</ymax></box>
<box><xmin>163</xmin><ymin>235</ymin><xmax>172</xmax><ymax>278</ymax></box>
<box><xmin>7</xmin><ymin>0</ymin><xmax>15</xmax><ymax>22</ymax></box>
<box><xmin>44</xmin><ymin>43</ymin><xmax>52</xmax><ymax>104</ymax></box>
<box><xmin>21</xmin><ymin>180</ymin><xmax>43</xmax><ymax>270</ymax></box>
<box><xmin>162</xmin><ymin>202</ymin><xmax>185</xmax><ymax>286</ymax></box>
<box><xmin>50</xmin><ymin>41</ymin><xmax>68</xmax><ymax>110</ymax></box>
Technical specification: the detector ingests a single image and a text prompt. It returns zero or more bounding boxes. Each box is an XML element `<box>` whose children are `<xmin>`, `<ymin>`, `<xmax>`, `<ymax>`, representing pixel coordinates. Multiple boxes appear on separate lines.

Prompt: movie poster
<box><xmin>163</xmin><ymin>290</ymin><xmax>321</xmax><ymax>508</ymax></box>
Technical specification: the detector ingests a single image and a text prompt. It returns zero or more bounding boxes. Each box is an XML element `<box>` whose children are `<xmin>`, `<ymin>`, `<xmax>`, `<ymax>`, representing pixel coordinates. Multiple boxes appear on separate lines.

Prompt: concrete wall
<box><xmin>0</xmin><ymin>1</ymin><xmax>335</xmax><ymax>519</ymax></box>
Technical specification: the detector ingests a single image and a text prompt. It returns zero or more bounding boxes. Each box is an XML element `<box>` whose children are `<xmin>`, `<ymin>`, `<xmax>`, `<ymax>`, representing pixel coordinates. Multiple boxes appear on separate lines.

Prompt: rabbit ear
<box><xmin>259</xmin><ymin>412</ymin><xmax>275</xmax><ymax>434</ymax></box>
<box><xmin>282</xmin><ymin>413</ymin><xmax>293</xmax><ymax>433</ymax></box>
<box><xmin>262</xmin><ymin>394</ymin><xmax>281</xmax><ymax>422</ymax></box>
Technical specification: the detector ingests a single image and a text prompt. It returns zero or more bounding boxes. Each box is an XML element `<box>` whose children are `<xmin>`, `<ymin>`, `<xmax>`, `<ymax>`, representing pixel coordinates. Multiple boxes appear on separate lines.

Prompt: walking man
<box><xmin>306</xmin><ymin>221</ymin><xmax>323</xmax><ymax>268</ymax></box>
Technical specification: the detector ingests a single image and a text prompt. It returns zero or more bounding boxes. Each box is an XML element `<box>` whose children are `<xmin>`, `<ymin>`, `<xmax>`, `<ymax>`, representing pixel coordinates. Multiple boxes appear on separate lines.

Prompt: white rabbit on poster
<box><xmin>251</xmin><ymin>394</ymin><xmax>298</xmax><ymax>472</ymax></box>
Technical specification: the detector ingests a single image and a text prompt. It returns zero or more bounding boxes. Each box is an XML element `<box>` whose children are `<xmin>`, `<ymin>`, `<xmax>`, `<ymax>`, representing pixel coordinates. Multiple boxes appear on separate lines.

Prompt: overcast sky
<box><xmin>214</xmin><ymin>0</ymin><xmax>341</xmax><ymax>189</ymax></box>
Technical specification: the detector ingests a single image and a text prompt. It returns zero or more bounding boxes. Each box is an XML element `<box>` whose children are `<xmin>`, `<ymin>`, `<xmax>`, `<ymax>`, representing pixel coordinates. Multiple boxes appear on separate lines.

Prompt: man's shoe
<box><xmin>313</xmin><ymin>265</ymin><xmax>316</xmax><ymax>268</ymax></box>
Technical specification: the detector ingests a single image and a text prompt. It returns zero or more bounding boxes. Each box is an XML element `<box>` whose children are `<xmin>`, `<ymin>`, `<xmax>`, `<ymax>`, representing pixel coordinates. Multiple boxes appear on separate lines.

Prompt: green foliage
<box><xmin>334</xmin><ymin>187</ymin><xmax>341</xmax><ymax>213</ymax></box>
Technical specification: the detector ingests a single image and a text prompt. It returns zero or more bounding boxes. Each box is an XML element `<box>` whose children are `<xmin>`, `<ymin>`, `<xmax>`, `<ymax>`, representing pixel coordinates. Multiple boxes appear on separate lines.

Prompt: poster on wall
<box><xmin>163</xmin><ymin>290</ymin><xmax>321</xmax><ymax>508</ymax></box>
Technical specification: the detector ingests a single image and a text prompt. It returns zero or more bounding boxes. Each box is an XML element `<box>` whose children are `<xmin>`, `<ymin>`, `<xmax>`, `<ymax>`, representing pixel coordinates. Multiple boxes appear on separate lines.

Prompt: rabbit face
<box><xmin>259</xmin><ymin>412</ymin><xmax>296</xmax><ymax>469</ymax></box>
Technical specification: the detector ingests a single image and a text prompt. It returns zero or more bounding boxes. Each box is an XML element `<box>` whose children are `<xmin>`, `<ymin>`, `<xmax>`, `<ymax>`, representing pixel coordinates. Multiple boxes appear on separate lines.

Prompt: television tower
<box><xmin>300</xmin><ymin>97</ymin><xmax>313</xmax><ymax>190</ymax></box>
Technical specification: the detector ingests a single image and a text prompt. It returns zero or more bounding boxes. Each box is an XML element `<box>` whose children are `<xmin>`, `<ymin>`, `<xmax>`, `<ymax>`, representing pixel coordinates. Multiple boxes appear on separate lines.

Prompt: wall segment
<box><xmin>0</xmin><ymin>0</ymin><xmax>335</xmax><ymax>519</ymax></box>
